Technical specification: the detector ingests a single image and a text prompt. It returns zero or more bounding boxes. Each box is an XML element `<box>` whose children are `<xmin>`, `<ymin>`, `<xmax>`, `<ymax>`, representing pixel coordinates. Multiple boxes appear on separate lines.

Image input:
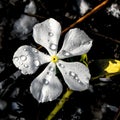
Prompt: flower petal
<box><xmin>13</xmin><ymin>45</ymin><xmax>50</xmax><ymax>75</ymax></box>
<box><xmin>57</xmin><ymin>60</ymin><xmax>91</xmax><ymax>91</ymax></box>
<box><xmin>33</xmin><ymin>18</ymin><xmax>61</xmax><ymax>55</ymax></box>
<box><xmin>57</xmin><ymin>28</ymin><xmax>93</xmax><ymax>59</ymax></box>
<box><xmin>30</xmin><ymin>62</ymin><xmax>63</xmax><ymax>103</ymax></box>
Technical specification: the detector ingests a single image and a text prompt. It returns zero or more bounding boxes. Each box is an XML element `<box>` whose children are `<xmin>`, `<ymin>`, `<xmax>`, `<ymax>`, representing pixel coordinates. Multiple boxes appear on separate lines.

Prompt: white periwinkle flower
<box><xmin>11</xmin><ymin>1</ymin><xmax>37</xmax><ymax>40</ymax></box>
<box><xmin>13</xmin><ymin>18</ymin><xmax>93</xmax><ymax>103</ymax></box>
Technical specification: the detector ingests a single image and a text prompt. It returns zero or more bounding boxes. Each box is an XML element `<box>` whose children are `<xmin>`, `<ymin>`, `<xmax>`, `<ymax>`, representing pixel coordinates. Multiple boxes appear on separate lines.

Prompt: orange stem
<box><xmin>38</xmin><ymin>0</ymin><xmax>109</xmax><ymax>50</ymax></box>
<box><xmin>62</xmin><ymin>0</ymin><xmax>109</xmax><ymax>34</ymax></box>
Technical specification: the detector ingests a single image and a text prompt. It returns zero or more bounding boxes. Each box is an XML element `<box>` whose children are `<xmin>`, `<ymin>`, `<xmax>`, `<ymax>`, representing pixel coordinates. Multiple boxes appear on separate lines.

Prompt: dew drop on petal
<box><xmin>33</xmin><ymin>49</ymin><xmax>38</xmax><ymax>53</ymax></box>
<box><xmin>34</xmin><ymin>60</ymin><xmax>40</xmax><ymax>67</ymax></box>
<box><xmin>45</xmin><ymin>80</ymin><xmax>49</xmax><ymax>85</ymax></box>
<box><xmin>20</xmin><ymin>55</ymin><xmax>27</xmax><ymax>61</ymax></box>
<box><xmin>24</xmin><ymin>64</ymin><xmax>29</xmax><ymax>68</ymax></box>
<box><xmin>48</xmin><ymin>32</ymin><xmax>53</xmax><ymax>37</ymax></box>
<box><xmin>62</xmin><ymin>50</ymin><xmax>71</xmax><ymax>56</ymax></box>
<box><xmin>50</xmin><ymin>44</ymin><xmax>57</xmax><ymax>50</ymax></box>
<box><xmin>78</xmin><ymin>80</ymin><xmax>85</xmax><ymax>86</ymax></box>
<box><xmin>75</xmin><ymin>76</ymin><xmax>79</xmax><ymax>80</ymax></box>
<box><xmin>14</xmin><ymin>57</ymin><xmax>19</xmax><ymax>61</ymax></box>
<box><xmin>65</xmin><ymin>72</ymin><xmax>67</xmax><ymax>75</ymax></box>
<box><xmin>58</xmin><ymin>63</ymin><xmax>65</xmax><ymax>68</ymax></box>
<box><xmin>24</xmin><ymin>48</ymin><xmax>27</xmax><ymax>51</ymax></box>
<box><xmin>77</xmin><ymin>80</ymin><xmax>81</xmax><ymax>84</ymax></box>
<box><xmin>69</xmin><ymin>71</ymin><xmax>76</xmax><ymax>77</ymax></box>
<box><xmin>47</xmin><ymin>72</ymin><xmax>50</xmax><ymax>75</ymax></box>
<box><xmin>20</xmin><ymin>62</ymin><xmax>23</xmax><ymax>65</ymax></box>
<box><xmin>49</xmin><ymin>66</ymin><xmax>54</xmax><ymax>72</ymax></box>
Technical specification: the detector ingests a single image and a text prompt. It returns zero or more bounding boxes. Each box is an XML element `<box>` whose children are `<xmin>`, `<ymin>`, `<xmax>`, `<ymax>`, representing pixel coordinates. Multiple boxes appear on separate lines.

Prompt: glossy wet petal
<box><xmin>33</xmin><ymin>18</ymin><xmax>61</xmax><ymax>55</ymax></box>
<box><xmin>30</xmin><ymin>62</ymin><xmax>63</xmax><ymax>103</ymax></box>
<box><xmin>13</xmin><ymin>45</ymin><xmax>51</xmax><ymax>75</ymax></box>
<box><xmin>57</xmin><ymin>28</ymin><xmax>93</xmax><ymax>59</ymax></box>
<box><xmin>57</xmin><ymin>60</ymin><xmax>91</xmax><ymax>91</ymax></box>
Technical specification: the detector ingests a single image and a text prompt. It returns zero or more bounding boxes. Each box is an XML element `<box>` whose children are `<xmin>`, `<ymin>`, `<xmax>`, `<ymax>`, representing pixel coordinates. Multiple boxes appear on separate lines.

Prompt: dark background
<box><xmin>0</xmin><ymin>0</ymin><xmax>120</xmax><ymax>120</ymax></box>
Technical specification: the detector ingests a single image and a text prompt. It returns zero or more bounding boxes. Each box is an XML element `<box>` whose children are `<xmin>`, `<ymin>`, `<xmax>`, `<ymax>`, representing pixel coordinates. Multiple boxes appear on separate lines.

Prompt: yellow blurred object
<box><xmin>105</xmin><ymin>60</ymin><xmax>120</xmax><ymax>73</ymax></box>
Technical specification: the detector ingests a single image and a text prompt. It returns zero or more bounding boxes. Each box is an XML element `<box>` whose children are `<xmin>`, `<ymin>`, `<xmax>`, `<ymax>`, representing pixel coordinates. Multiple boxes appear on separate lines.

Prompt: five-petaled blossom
<box><xmin>13</xmin><ymin>18</ymin><xmax>93</xmax><ymax>103</ymax></box>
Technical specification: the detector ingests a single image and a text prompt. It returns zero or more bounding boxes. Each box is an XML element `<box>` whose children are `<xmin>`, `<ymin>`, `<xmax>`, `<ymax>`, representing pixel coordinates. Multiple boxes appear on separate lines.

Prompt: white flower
<box><xmin>11</xmin><ymin>1</ymin><xmax>37</xmax><ymax>40</ymax></box>
<box><xmin>12</xmin><ymin>18</ymin><xmax>93</xmax><ymax>103</ymax></box>
<box><xmin>107</xmin><ymin>3</ymin><xmax>120</xmax><ymax>18</ymax></box>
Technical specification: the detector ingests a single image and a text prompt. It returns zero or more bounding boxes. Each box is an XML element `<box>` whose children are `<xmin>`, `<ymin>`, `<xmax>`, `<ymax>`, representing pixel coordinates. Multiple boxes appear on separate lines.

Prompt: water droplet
<box><xmin>24</xmin><ymin>64</ymin><xmax>29</xmax><ymax>68</ymax></box>
<box><xmin>14</xmin><ymin>57</ymin><xmax>19</xmax><ymax>61</ymax></box>
<box><xmin>20</xmin><ymin>55</ymin><xmax>27</xmax><ymax>61</ymax></box>
<box><xmin>48</xmin><ymin>32</ymin><xmax>53</xmax><ymax>37</ymax></box>
<box><xmin>34</xmin><ymin>49</ymin><xmax>38</xmax><ymax>53</ymax></box>
<box><xmin>77</xmin><ymin>80</ymin><xmax>81</xmax><ymax>83</ymax></box>
<box><xmin>45</xmin><ymin>80</ymin><xmax>49</xmax><ymax>85</ymax></box>
<box><xmin>34</xmin><ymin>60</ymin><xmax>40</xmax><ymax>67</ymax></box>
<box><xmin>50</xmin><ymin>44</ymin><xmax>57</xmax><ymax>50</ymax></box>
<box><xmin>49</xmin><ymin>66</ymin><xmax>54</xmax><ymax>71</ymax></box>
<box><xmin>20</xmin><ymin>62</ymin><xmax>23</xmax><ymax>65</ymax></box>
<box><xmin>24</xmin><ymin>48</ymin><xmax>27</xmax><ymax>51</ymax></box>
<box><xmin>58</xmin><ymin>63</ymin><xmax>65</xmax><ymax>68</ymax></box>
<box><xmin>75</xmin><ymin>76</ymin><xmax>79</xmax><ymax>80</ymax></box>
<box><xmin>62</xmin><ymin>50</ymin><xmax>71</xmax><ymax>56</ymax></box>
<box><xmin>65</xmin><ymin>72</ymin><xmax>67</xmax><ymax>75</ymax></box>
<box><xmin>78</xmin><ymin>80</ymin><xmax>84</xmax><ymax>85</ymax></box>
<box><xmin>69</xmin><ymin>71</ymin><xmax>76</xmax><ymax>77</ymax></box>
<box><xmin>47</xmin><ymin>72</ymin><xmax>50</xmax><ymax>75</ymax></box>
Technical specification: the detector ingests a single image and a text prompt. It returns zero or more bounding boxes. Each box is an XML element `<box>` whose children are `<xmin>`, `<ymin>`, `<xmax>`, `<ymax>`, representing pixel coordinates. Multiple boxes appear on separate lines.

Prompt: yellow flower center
<box><xmin>51</xmin><ymin>55</ymin><xmax>59</xmax><ymax>63</ymax></box>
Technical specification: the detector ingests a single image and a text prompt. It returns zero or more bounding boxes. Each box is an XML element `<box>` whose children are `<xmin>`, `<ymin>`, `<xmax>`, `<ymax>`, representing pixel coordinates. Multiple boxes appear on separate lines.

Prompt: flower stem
<box><xmin>61</xmin><ymin>0</ymin><xmax>109</xmax><ymax>34</ymax></box>
<box><xmin>45</xmin><ymin>89</ymin><xmax>73</xmax><ymax>120</ymax></box>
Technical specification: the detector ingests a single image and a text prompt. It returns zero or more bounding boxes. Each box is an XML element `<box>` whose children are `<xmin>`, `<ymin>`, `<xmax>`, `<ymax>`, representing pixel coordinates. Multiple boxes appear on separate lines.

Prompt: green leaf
<box><xmin>89</xmin><ymin>59</ymin><xmax>120</xmax><ymax>80</ymax></box>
